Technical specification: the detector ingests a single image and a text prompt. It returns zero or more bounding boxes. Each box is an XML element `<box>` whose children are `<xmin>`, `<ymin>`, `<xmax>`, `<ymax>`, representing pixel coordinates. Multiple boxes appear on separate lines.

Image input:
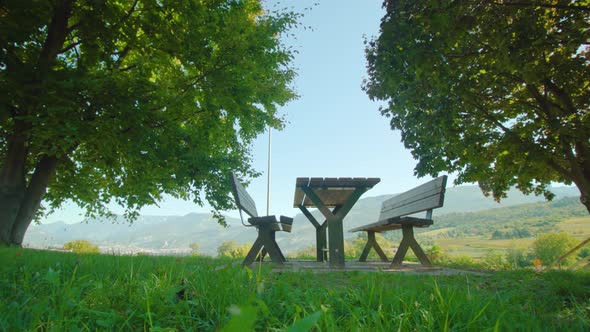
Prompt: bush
<box><xmin>578</xmin><ymin>247</ymin><xmax>590</xmax><ymax>259</ymax></box>
<box><xmin>63</xmin><ymin>240</ymin><xmax>100</xmax><ymax>254</ymax></box>
<box><xmin>483</xmin><ymin>251</ymin><xmax>511</xmax><ymax>270</ymax></box>
<box><xmin>217</xmin><ymin>241</ymin><xmax>251</xmax><ymax>259</ymax></box>
<box><xmin>505</xmin><ymin>247</ymin><xmax>532</xmax><ymax>268</ymax></box>
<box><xmin>425</xmin><ymin>244</ymin><xmax>445</xmax><ymax>263</ymax></box>
<box><xmin>532</xmin><ymin>232</ymin><xmax>578</xmax><ymax>266</ymax></box>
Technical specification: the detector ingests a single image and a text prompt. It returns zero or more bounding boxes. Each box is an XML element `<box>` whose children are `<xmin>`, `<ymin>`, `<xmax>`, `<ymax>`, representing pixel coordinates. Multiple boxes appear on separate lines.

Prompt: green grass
<box><xmin>1</xmin><ymin>248</ymin><xmax>589</xmax><ymax>331</ymax></box>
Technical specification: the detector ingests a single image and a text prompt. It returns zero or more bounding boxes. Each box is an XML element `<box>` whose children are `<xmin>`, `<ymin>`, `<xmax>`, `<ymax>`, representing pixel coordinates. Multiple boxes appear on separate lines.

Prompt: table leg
<box><xmin>298</xmin><ymin>205</ymin><xmax>329</xmax><ymax>262</ymax></box>
<box><xmin>300</xmin><ymin>187</ymin><xmax>366</xmax><ymax>268</ymax></box>
<box><xmin>328</xmin><ymin>217</ymin><xmax>345</xmax><ymax>268</ymax></box>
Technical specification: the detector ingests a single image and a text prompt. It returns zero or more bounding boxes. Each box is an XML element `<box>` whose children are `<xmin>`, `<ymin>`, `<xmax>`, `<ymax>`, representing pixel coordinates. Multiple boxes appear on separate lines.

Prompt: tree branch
<box><xmin>59</xmin><ymin>41</ymin><xmax>82</xmax><ymax>54</ymax></box>
<box><xmin>542</xmin><ymin>79</ymin><xmax>577</xmax><ymax>115</ymax></box>
<box><xmin>112</xmin><ymin>0</ymin><xmax>140</xmax><ymax>30</ymax></box>
<box><xmin>493</xmin><ymin>1</ymin><xmax>590</xmax><ymax>12</ymax></box>
<box><xmin>37</xmin><ymin>0</ymin><xmax>74</xmax><ymax>72</ymax></box>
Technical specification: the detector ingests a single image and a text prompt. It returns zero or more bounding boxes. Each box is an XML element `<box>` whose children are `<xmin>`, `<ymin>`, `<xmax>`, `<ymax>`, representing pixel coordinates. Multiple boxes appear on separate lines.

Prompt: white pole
<box><xmin>266</xmin><ymin>126</ymin><xmax>271</xmax><ymax>215</ymax></box>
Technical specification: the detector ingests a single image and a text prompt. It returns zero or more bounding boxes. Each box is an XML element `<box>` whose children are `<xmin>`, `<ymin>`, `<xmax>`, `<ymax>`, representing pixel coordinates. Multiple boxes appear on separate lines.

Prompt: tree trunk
<box><xmin>0</xmin><ymin>0</ymin><xmax>73</xmax><ymax>246</ymax></box>
<box><xmin>0</xmin><ymin>128</ymin><xmax>28</xmax><ymax>246</ymax></box>
<box><xmin>10</xmin><ymin>156</ymin><xmax>58</xmax><ymax>246</ymax></box>
<box><xmin>0</xmin><ymin>187</ymin><xmax>25</xmax><ymax>246</ymax></box>
<box><xmin>580</xmin><ymin>189</ymin><xmax>590</xmax><ymax>215</ymax></box>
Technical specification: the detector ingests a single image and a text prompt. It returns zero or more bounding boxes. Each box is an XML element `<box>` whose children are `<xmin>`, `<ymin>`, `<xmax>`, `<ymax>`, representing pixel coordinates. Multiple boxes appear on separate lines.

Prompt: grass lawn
<box><xmin>1</xmin><ymin>247</ymin><xmax>589</xmax><ymax>331</ymax></box>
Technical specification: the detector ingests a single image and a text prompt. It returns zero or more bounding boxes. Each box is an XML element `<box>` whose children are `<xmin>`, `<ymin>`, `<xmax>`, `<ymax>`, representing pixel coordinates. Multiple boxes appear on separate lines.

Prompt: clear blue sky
<box><xmin>44</xmin><ymin>0</ymin><xmax>448</xmax><ymax>224</ymax></box>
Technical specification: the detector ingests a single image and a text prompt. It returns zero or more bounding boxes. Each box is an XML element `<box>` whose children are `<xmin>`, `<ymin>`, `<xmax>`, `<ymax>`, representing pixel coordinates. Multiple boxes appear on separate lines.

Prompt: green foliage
<box><xmin>532</xmin><ymin>232</ymin><xmax>578</xmax><ymax>266</ymax></box>
<box><xmin>1</xmin><ymin>0</ymin><xmax>301</xmax><ymax>227</ymax></box>
<box><xmin>63</xmin><ymin>239</ymin><xmax>100</xmax><ymax>254</ymax></box>
<box><xmin>505</xmin><ymin>247</ymin><xmax>532</xmax><ymax>269</ymax></box>
<box><xmin>364</xmin><ymin>1</ymin><xmax>590</xmax><ymax>206</ymax></box>
<box><xmin>425</xmin><ymin>244</ymin><xmax>444</xmax><ymax>263</ymax></box>
<box><xmin>491</xmin><ymin>227</ymin><xmax>532</xmax><ymax>240</ymax></box>
<box><xmin>579</xmin><ymin>247</ymin><xmax>590</xmax><ymax>259</ymax></box>
<box><xmin>1</xmin><ymin>248</ymin><xmax>590</xmax><ymax>330</ymax></box>
<box><xmin>217</xmin><ymin>240</ymin><xmax>251</xmax><ymax>258</ymax></box>
<box><xmin>416</xmin><ymin>196</ymin><xmax>586</xmax><ymax>239</ymax></box>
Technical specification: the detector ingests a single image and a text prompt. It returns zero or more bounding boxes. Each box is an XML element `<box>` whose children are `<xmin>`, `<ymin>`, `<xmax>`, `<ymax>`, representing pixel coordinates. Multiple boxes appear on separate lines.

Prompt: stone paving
<box><xmin>246</xmin><ymin>260</ymin><xmax>487</xmax><ymax>276</ymax></box>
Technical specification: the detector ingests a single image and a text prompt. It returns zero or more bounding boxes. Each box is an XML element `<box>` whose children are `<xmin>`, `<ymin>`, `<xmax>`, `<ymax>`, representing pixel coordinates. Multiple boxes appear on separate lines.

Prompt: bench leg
<box><xmin>259</xmin><ymin>229</ymin><xmax>285</xmax><ymax>264</ymax></box>
<box><xmin>359</xmin><ymin>231</ymin><xmax>389</xmax><ymax>262</ymax></box>
<box><xmin>270</xmin><ymin>231</ymin><xmax>287</xmax><ymax>262</ymax></box>
<box><xmin>391</xmin><ymin>225</ymin><xmax>432</xmax><ymax>268</ymax></box>
<box><xmin>243</xmin><ymin>237</ymin><xmax>264</xmax><ymax>266</ymax></box>
<box><xmin>243</xmin><ymin>230</ymin><xmax>286</xmax><ymax>266</ymax></box>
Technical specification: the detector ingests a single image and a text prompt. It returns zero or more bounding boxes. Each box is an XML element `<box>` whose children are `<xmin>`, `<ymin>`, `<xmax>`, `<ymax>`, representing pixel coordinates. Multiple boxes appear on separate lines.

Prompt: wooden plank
<box><xmin>349</xmin><ymin>217</ymin><xmax>433</xmax><ymax>233</ymax></box>
<box><xmin>381</xmin><ymin>176</ymin><xmax>446</xmax><ymax>211</ymax></box>
<box><xmin>322</xmin><ymin>177</ymin><xmax>340</xmax><ymax>187</ymax></box>
<box><xmin>379</xmin><ymin>193</ymin><xmax>444</xmax><ymax>221</ymax></box>
<box><xmin>293</xmin><ymin>188</ymin><xmax>305</xmax><ymax>207</ymax></box>
<box><xmin>230</xmin><ymin>173</ymin><xmax>258</xmax><ymax>218</ymax></box>
<box><xmin>309</xmin><ymin>177</ymin><xmax>324</xmax><ymax>187</ymax></box>
<box><xmin>381</xmin><ymin>186</ymin><xmax>444</xmax><ymax>212</ymax></box>
<box><xmin>293</xmin><ymin>178</ymin><xmax>309</xmax><ymax>207</ymax></box>
<box><xmin>379</xmin><ymin>176</ymin><xmax>447</xmax><ymax>219</ymax></box>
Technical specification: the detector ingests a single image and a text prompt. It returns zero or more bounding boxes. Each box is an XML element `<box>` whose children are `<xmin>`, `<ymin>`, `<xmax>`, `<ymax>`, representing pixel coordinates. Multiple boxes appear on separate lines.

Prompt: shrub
<box><xmin>63</xmin><ymin>240</ymin><xmax>100</xmax><ymax>254</ymax></box>
<box><xmin>532</xmin><ymin>232</ymin><xmax>578</xmax><ymax>266</ymax></box>
<box><xmin>425</xmin><ymin>244</ymin><xmax>445</xmax><ymax>263</ymax></box>
<box><xmin>483</xmin><ymin>251</ymin><xmax>510</xmax><ymax>270</ymax></box>
<box><xmin>505</xmin><ymin>247</ymin><xmax>532</xmax><ymax>268</ymax></box>
<box><xmin>217</xmin><ymin>241</ymin><xmax>251</xmax><ymax>258</ymax></box>
<box><xmin>578</xmin><ymin>247</ymin><xmax>590</xmax><ymax>259</ymax></box>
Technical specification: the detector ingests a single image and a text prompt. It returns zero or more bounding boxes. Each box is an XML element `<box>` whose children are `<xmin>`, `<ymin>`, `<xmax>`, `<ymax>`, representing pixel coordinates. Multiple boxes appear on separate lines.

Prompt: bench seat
<box><xmin>248</xmin><ymin>215</ymin><xmax>293</xmax><ymax>232</ymax></box>
<box><xmin>350</xmin><ymin>216</ymin><xmax>433</xmax><ymax>233</ymax></box>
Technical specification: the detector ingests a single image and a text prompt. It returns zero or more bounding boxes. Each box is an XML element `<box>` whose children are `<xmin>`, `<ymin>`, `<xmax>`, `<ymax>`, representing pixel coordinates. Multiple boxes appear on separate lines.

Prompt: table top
<box><xmin>293</xmin><ymin>177</ymin><xmax>381</xmax><ymax>208</ymax></box>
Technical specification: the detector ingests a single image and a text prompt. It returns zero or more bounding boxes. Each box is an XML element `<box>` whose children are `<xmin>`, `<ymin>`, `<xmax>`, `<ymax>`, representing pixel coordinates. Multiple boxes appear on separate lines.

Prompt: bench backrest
<box><xmin>230</xmin><ymin>173</ymin><xmax>258</xmax><ymax>218</ymax></box>
<box><xmin>379</xmin><ymin>175</ymin><xmax>447</xmax><ymax>221</ymax></box>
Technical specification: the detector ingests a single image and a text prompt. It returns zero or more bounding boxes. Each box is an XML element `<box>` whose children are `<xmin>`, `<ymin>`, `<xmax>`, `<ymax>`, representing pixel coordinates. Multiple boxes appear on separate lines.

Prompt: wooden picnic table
<box><xmin>293</xmin><ymin>177</ymin><xmax>380</xmax><ymax>268</ymax></box>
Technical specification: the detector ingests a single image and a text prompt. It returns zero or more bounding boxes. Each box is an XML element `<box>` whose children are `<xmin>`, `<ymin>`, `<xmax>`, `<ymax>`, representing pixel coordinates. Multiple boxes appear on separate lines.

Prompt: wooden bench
<box><xmin>349</xmin><ymin>175</ymin><xmax>447</xmax><ymax>268</ymax></box>
<box><xmin>230</xmin><ymin>173</ymin><xmax>293</xmax><ymax>266</ymax></box>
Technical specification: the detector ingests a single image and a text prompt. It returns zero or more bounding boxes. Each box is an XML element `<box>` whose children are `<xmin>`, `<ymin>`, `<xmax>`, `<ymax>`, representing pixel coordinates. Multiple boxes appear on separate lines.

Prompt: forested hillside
<box><xmin>427</xmin><ymin>196</ymin><xmax>587</xmax><ymax>239</ymax></box>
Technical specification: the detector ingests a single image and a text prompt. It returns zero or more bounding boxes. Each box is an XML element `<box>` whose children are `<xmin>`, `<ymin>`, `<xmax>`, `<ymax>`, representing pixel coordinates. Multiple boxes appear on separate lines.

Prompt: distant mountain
<box><xmin>24</xmin><ymin>185</ymin><xmax>581</xmax><ymax>255</ymax></box>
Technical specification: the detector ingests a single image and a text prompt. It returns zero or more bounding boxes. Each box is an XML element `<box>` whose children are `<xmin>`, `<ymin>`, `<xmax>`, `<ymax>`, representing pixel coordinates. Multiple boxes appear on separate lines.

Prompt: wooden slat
<box><xmin>382</xmin><ymin>186</ymin><xmax>444</xmax><ymax>212</ymax></box>
<box><xmin>349</xmin><ymin>217</ymin><xmax>433</xmax><ymax>233</ymax></box>
<box><xmin>309</xmin><ymin>177</ymin><xmax>324</xmax><ymax>187</ymax></box>
<box><xmin>303</xmin><ymin>189</ymin><xmax>355</xmax><ymax>207</ymax></box>
<box><xmin>230</xmin><ymin>173</ymin><xmax>258</xmax><ymax>218</ymax></box>
<box><xmin>380</xmin><ymin>193</ymin><xmax>443</xmax><ymax>220</ymax></box>
<box><xmin>293</xmin><ymin>178</ymin><xmax>309</xmax><ymax>207</ymax></box>
<box><xmin>382</xmin><ymin>176</ymin><xmax>447</xmax><ymax>210</ymax></box>
<box><xmin>379</xmin><ymin>176</ymin><xmax>447</xmax><ymax>220</ymax></box>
